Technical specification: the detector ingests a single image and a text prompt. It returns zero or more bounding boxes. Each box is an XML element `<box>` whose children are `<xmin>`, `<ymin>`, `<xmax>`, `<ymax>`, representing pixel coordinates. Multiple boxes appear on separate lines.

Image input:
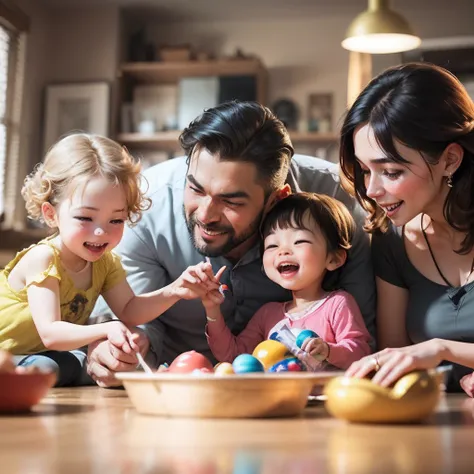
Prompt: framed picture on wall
<box><xmin>43</xmin><ymin>82</ymin><xmax>110</xmax><ymax>153</ymax></box>
<box><xmin>307</xmin><ymin>93</ymin><xmax>333</xmax><ymax>133</ymax></box>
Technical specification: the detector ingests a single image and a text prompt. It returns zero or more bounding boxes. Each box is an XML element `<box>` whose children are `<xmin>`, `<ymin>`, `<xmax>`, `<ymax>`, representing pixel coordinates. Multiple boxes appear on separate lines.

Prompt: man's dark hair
<box><xmin>179</xmin><ymin>101</ymin><xmax>294</xmax><ymax>193</ymax></box>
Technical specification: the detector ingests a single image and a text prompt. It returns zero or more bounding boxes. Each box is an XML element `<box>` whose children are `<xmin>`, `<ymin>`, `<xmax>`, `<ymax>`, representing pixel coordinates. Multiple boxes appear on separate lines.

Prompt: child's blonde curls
<box><xmin>21</xmin><ymin>134</ymin><xmax>151</xmax><ymax>226</ymax></box>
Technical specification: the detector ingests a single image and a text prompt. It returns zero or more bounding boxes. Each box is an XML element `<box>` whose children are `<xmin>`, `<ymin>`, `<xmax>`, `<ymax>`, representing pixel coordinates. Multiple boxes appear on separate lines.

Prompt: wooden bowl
<box><xmin>324</xmin><ymin>369</ymin><xmax>445</xmax><ymax>423</ymax></box>
<box><xmin>116</xmin><ymin>371</ymin><xmax>337</xmax><ymax>418</ymax></box>
<box><xmin>0</xmin><ymin>371</ymin><xmax>57</xmax><ymax>413</ymax></box>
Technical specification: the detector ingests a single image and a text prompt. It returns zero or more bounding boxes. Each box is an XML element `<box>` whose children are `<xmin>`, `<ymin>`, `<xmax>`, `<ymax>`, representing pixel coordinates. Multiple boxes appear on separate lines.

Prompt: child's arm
<box><xmin>25</xmin><ymin>249</ymin><xmax>136</xmax><ymax>352</ymax></box>
<box><xmin>316</xmin><ymin>292</ymin><xmax>372</xmax><ymax>370</ymax></box>
<box><xmin>103</xmin><ymin>261</ymin><xmax>224</xmax><ymax>326</ymax></box>
<box><xmin>205</xmin><ymin>302</ymin><xmax>273</xmax><ymax>363</ymax></box>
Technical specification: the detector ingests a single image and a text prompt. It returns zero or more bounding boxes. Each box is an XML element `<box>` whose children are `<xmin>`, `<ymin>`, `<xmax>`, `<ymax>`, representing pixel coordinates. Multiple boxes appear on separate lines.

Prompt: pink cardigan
<box><xmin>206</xmin><ymin>290</ymin><xmax>372</xmax><ymax>369</ymax></box>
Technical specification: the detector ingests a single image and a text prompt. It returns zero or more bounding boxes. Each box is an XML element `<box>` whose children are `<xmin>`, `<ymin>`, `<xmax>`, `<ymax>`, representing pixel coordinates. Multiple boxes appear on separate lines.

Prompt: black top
<box><xmin>372</xmin><ymin>225</ymin><xmax>474</xmax><ymax>390</ymax></box>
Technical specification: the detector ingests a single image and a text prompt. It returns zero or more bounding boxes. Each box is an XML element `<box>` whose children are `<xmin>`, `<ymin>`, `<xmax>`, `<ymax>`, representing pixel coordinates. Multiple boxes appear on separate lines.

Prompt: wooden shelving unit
<box><xmin>118</xmin><ymin>130</ymin><xmax>338</xmax><ymax>151</ymax></box>
<box><xmin>118</xmin><ymin>131</ymin><xmax>182</xmax><ymax>150</ymax></box>
<box><xmin>289</xmin><ymin>131</ymin><xmax>338</xmax><ymax>144</ymax></box>
<box><xmin>116</xmin><ymin>58</ymin><xmax>269</xmax><ymax>150</ymax></box>
<box><xmin>116</xmin><ymin>59</ymin><xmax>338</xmax><ymax>155</ymax></box>
<box><xmin>119</xmin><ymin>59</ymin><xmax>267</xmax><ymax>85</ymax></box>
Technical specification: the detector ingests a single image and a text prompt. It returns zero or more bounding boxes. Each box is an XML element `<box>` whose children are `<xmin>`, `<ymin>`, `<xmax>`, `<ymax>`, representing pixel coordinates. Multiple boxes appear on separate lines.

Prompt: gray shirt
<box><xmin>372</xmin><ymin>226</ymin><xmax>473</xmax><ymax>389</ymax></box>
<box><xmin>95</xmin><ymin>155</ymin><xmax>375</xmax><ymax>366</ymax></box>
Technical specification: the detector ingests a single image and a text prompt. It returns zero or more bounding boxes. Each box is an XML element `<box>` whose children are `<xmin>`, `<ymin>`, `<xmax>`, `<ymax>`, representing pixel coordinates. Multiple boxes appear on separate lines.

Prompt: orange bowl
<box><xmin>0</xmin><ymin>371</ymin><xmax>57</xmax><ymax>413</ymax></box>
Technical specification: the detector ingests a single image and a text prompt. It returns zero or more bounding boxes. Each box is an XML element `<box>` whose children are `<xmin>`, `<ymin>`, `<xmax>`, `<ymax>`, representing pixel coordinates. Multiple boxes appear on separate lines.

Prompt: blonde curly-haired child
<box><xmin>0</xmin><ymin>134</ymin><xmax>221</xmax><ymax>385</ymax></box>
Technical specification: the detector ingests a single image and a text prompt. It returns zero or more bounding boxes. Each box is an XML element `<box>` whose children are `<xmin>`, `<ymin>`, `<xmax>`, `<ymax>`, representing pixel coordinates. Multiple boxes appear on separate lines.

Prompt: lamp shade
<box><xmin>342</xmin><ymin>0</ymin><xmax>421</xmax><ymax>54</ymax></box>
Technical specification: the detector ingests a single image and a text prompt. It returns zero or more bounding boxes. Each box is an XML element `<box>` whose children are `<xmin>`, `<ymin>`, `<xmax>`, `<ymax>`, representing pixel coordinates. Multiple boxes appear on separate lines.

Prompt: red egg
<box><xmin>192</xmin><ymin>367</ymin><xmax>214</xmax><ymax>376</ymax></box>
<box><xmin>168</xmin><ymin>350</ymin><xmax>214</xmax><ymax>374</ymax></box>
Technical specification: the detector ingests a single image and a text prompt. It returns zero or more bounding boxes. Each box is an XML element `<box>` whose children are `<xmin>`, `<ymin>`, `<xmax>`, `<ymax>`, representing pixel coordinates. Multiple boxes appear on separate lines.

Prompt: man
<box><xmin>88</xmin><ymin>101</ymin><xmax>375</xmax><ymax>386</ymax></box>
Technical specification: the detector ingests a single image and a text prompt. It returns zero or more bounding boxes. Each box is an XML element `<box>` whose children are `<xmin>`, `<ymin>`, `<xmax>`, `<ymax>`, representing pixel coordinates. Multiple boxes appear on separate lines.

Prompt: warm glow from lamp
<box><xmin>342</xmin><ymin>0</ymin><xmax>421</xmax><ymax>54</ymax></box>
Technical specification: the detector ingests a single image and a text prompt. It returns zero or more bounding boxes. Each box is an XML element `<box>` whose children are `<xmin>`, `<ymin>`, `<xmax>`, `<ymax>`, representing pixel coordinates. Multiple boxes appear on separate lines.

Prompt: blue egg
<box><xmin>268</xmin><ymin>357</ymin><xmax>305</xmax><ymax>372</ymax></box>
<box><xmin>232</xmin><ymin>354</ymin><xmax>264</xmax><ymax>374</ymax></box>
<box><xmin>233</xmin><ymin>451</ymin><xmax>262</xmax><ymax>474</ymax></box>
<box><xmin>296</xmin><ymin>329</ymin><xmax>318</xmax><ymax>348</ymax></box>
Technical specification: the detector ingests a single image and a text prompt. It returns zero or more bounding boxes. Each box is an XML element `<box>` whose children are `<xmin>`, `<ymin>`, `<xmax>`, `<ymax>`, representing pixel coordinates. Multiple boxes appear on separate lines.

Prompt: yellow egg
<box><xmin>252</xmin><ymin>340</ymin><xmax>290</xmax><ymax>371</ymax></box>
<box><xmin>214</xmin><ymin>362</ymin><xmax>235</xmax><ymax>375</ymax></box>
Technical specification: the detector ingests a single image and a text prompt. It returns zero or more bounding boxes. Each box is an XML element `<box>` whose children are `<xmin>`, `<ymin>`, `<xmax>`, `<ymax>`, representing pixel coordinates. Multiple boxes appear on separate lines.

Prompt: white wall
<box><xmin>45</xmin><ymin>8</ymin><xmax>120</xmax><ymax>83</ymax></box>
<box><xmin>14</xmin><ymin>0</ymin><xmax>51</xmax><ymax>175</ymax></box>
<box><xmin>15</xmin><ymin>2</ymin><xmax>120</xmax><ymax>170</ymax></box>
<box><xmin>140</xmin><ymin>2</ymin><xmax>474</xmax><ymax>134</ymax></box>
<box><xmin>11</xmin><ymin>2</ymin><xmax>120</xmax><ymax>228</ymax></box>
<box><xmin>13</xmin><ymin>0</ymin><xmax>474</xmax><ymax>167</ymax></box>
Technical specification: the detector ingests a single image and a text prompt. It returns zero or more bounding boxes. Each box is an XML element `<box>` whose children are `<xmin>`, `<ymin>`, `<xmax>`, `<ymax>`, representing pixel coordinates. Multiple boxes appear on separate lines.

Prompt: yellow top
<box><xmin>0</xmin><ymin>239</ymin><xmax>126</xmax><ymax>354</ymax></box>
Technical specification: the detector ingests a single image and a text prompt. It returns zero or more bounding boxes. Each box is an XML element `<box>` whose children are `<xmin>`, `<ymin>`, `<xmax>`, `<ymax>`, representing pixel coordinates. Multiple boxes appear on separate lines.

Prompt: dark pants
<box><xmin>13</xmin><ymin>350</ymin><xmax>94</xmax><ymax>387</ymax></box>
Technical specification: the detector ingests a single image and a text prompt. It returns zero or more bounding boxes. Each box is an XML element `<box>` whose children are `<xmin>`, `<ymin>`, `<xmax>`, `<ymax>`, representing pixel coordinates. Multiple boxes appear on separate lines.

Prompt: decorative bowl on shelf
<box><xmin>116</xmin><ymin>371</ymin><xmax>337</xmax><ymax>418</ymax></box>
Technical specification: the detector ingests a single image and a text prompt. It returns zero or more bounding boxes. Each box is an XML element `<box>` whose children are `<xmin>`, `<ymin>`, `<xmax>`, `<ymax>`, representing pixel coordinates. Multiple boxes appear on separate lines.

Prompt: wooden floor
<box><xmin>1</xmin><ymin>388</ymin><xmax>474</xmax><ymax>473</ymax></box>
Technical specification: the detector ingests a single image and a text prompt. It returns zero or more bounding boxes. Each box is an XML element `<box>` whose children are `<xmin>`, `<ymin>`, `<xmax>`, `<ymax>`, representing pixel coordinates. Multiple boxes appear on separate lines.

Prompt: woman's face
<box><xmin>353</xmin><ymin>124</ymin><xmax>448</xmax><ymax>226</ymax></box>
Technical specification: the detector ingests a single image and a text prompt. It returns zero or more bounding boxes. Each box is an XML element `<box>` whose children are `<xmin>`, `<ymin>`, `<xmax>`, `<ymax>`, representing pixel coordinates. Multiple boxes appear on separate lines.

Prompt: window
<box><xmin>0</xmin><ymin>24</ymin><xmax>12</xmax><ymax>217</ymax></box>
<box><xmin>0</xmin><ymin>2</ymin><xmax>28</xmax><ymax>228</ymax></box>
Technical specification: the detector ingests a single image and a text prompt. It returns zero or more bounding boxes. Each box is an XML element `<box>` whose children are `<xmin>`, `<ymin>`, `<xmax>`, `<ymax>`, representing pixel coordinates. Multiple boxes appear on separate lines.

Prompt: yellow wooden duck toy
<box><xmin>324</xmin><ymin>367</ymin><xmax>449</xmax><ymax>423</ymax></box>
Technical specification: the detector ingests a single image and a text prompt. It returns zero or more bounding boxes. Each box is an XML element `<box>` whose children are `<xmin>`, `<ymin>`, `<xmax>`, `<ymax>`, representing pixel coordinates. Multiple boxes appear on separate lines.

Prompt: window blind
<box><xmin>0</xmin><ymin>15</ymin><xmax>26</xmax><ymax>228</ymax></box>
<box><xmin>0</xmin><ymin>24</ymin><xmax>10</xmax><ymax>217</ymax></box>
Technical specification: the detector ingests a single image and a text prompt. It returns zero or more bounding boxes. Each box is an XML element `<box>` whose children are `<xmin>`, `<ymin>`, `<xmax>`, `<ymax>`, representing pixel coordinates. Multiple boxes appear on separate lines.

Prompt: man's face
<box><xmin>183</xmin><ymin>149</ymin><xmax>268</xmax><ymax>258</ymax></box>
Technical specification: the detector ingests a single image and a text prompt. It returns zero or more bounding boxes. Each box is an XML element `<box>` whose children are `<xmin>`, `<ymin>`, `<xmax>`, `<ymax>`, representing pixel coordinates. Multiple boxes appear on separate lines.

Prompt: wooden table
<box><xmin>1</xmin><ymin>388</ymin><xmax>473</xmax><ymax>473</ymax></box>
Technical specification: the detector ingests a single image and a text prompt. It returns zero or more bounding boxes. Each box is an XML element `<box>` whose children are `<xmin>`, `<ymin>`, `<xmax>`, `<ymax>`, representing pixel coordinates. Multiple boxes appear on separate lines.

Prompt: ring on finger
<box><xmin>371</xmin><ymin>355</ymin><xmax>381</xmax><ymax>372</ymax></box>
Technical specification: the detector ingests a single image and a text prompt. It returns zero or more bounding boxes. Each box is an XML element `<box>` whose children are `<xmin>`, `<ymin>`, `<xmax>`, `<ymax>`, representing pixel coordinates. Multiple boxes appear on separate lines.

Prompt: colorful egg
<box><xmin>214</xmin><ymin>362</ymin><xmax>235</xmax><ymax>376</ymax></box>
<box><xmin>252</xmin><ymin>340</ymin><xmax>290</xmax><ymax>371</ymax></box>
<box><xmin>296</xmin><ymin>329</ymin><xmax>318</xmax><ymax>349</ymax></box>
<box><xmin>168</xmin><ymin>350</ymin><xmax>214</xmax><ymax>374</ymax></box>
<box><xmin>232</xmin><ymin>354</ymin><xmax>264</xmax><ymax>374</ymax></box>
<box><xmin>268</xmin><ymin>357</ymin><xmax>305</xmax><ymax>373</ymax></box>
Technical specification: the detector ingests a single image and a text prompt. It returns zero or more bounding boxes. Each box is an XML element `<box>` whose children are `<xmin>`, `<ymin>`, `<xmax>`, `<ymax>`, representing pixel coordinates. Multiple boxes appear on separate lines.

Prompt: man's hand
<box><xmin>87</xmin><ymin>327</ymin><xmax>150</xmax><ymax>388</ymax></box>
<box><xmin>460</xmin><ymin>372</ymin><xmax>474</xmax><ymax>398</ymax></box>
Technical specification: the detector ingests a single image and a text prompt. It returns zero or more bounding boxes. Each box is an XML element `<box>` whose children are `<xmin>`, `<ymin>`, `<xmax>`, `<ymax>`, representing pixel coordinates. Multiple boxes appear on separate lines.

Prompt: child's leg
<box><xmin>15</xmin><ymin>350</ymin><xmax>94</xmax><ymax>387</ymax></box>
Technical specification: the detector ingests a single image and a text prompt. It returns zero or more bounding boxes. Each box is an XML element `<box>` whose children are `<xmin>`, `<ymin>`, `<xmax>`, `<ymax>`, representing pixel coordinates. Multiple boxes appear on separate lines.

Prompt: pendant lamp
<box><xmin>342</xmin><ymin>0</ymin><xmax>421</xmax><ymax>54</ymax></box>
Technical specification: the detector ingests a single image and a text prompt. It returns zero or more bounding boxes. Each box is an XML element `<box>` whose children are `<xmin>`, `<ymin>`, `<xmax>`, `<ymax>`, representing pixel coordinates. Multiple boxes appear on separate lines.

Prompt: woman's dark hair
<box><xmin>261</xmin><ymin>192</ymin><xmax>355</xmax><ymax>254</ymax></box>
<box><xmin>179</xmin><ymin>101</ymin><xmax>294</xmax><ymax>194</ymax></box>
<box><xmin>340</xmin><ymin>62</ymin><xmax>474</xmax><ymax>253</ymax></box>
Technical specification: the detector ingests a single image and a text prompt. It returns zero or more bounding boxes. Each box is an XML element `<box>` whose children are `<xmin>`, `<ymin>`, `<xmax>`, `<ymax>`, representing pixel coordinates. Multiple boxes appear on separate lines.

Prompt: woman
<box><xmin>340</xmin><ymin>62</ymin><xmax>474</xmax><ymax>394</ymax></box>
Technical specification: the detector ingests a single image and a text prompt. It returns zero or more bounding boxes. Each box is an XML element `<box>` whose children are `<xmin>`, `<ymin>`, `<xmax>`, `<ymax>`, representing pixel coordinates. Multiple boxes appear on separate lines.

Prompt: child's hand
<box><xmin>172</xmin><ymin>261</ymin><xmax>226</xmax><ymax>301</ymax></box>
<box><xmin>202</xmin><ymin>288</ymin><xmax>225</xmax><ymax>310</ymax></box>
<box><xmin>460</xmin><ymin>372</ymin><xmax>474</xmax><ymax>398</ymax></box>
<box><xmin>106</xmin><ymin>321</ymin><xmax>140</xmax><ymax>354</ymax></box>
<box><xmin>300</xmin><ymin>337</ymin><xmax>330</xmax><ymax>362</ymax></box>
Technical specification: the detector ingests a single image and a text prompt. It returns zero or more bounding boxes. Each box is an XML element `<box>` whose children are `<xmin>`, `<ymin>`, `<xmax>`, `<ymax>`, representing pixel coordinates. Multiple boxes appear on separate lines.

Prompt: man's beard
<box><xmin>183</xmin><ymin>205</ymin><xmax>263</xmax><ymax>257</ymax></box>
